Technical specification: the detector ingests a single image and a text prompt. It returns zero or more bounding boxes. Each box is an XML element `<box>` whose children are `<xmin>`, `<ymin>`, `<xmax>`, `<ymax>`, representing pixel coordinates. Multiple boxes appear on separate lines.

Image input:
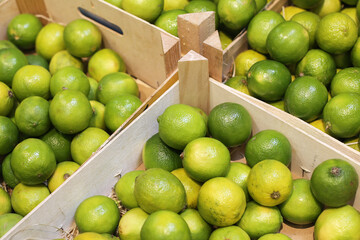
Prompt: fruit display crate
<box><xmin>3</xmin><ymin>51</ymin><xmax>360</xmax><ymax>240</ymax></box>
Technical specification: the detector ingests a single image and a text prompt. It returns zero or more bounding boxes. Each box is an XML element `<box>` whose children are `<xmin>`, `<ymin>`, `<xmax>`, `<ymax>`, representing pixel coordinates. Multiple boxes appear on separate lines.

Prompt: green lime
<box><xmin>224</xmin><ymin>76</ymin><xmax>250</xmax><ymax>95</ymax></box>
<box><xmin>89</xmin><ymin>100</ymin><xmax>106</xmax><ymax>130</ymax></box>
<box><xmin>26</xmin><ymin>54</ymin><xmax>49</xmax><ymax>69</ymax></box>
<box><xmin>184</xmin><ymin>0</ymin><xmax>219</xmax><ymax>28</ymax></box>
<box><xmin>209</xmin><ymin>226</ymin><xmax>250</xmax><ymax>240</ymax></box>
<box><xmin>41</xmin><ymin>128</ymin><xmax>72</xmax><ymax>163</ymax></box>
<box><xmin>0</xmin><ymin>116</ymin><xmax>19</xmax><ymax>155</ymax></box>
<box><xmin>180</xmin><ymin>209</ymin><xmax>212</xmax><ymax>240</ymax></box>
<box><xmin>0</xmin><ymin>82</ymin><xmax>15</xmax><ymax>116</ymax></box>
<box><xmin>291</xmin><ymin>11</ymin><xmax>321</xmax><ymax>49</ymax></box>
<box><xmin>351</xmin><ymin>37</ymin><xmax>360</xmax><ymax>67</ymax></box>
<box><xmin>2</xmin><ymin>153</ymin><xmax>20</xmax><ymax>188</ymax></box>
<box><xmin>312</xmin><ymin>0</ymin><xmax>342</xmax><ymax>18</ymax></box>
<box><xmin>0</xmin><ymin>213</ymin><xmax>22</xmax><ymax>237</ymax></box>
<box><xmin>224</xmin><ymin>162</ymin><xmax>251</xmax><ymax>201</ymax></box>
<box><xmin>258</xmin><ymin>233</ymin><xmax>291</xmax><ymax>240</ymax></box>
<box><xmin>0</xmin><ymin>48</ymin><xmax>28</xmax><ymax>87</ymax></box>
<box><xmin>0</xmin><ymin>188</ymin><xmax>12</xmax><ymax>215</ymax></box>
<box><xmin>0</xmin><ymin>40</ymin><xmax>17</xmax><ymax>50</ymax></box>
<box><xmin>155</xmin><ymin>10</ymin><xmax>187</xmax><ymax>37</ymax></box>
<box><xmin>87</xmin><ymin>77</ymin><xmax>98</xmax><ymax>101</ymax></box>
<box><xmin>115</xmin><ymin>170</ymin><xmax>144</xmax><ymax>209</ymax></box>
<box><xmin>122</xmin><ymin>0</ymin><xmax>164</xmax><ymax>23</ymax></box>
<box><xmin>292</xmin><ymin>0</ymin><xmax>322</xmax><ymax>8</ymax></box>
<box><xmin>331</xmin><ymin>67</ymin><xmax>360</xmax><ymax>97</ymax></box>
<box><xmin>333</xmin><ymin>51</ymin><xmax>352</xmax><ymax>69</ymax></box>
<box><xmin>49</xmin><ymin>50</ymin><xmax>84</xmax><ymax>75</ymax></box>
<box><xmin>35</xmin><ymin>23</ymin><xmax>65</xmax><ymax>61</ymax></box>
<box><xmin>219</xmin><ymin>31</ymin><xmax>233</xmax><ymax>50</ymax></box>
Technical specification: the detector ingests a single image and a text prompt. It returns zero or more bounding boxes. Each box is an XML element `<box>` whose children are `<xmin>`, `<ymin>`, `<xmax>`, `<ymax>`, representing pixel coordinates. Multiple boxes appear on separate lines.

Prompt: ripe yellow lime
<box><xmin>171</xmin><ymin>168</ymin><xmax>201</xmax><ymax>208</ymax></box>
<box><xmin>330</xmin><ymin>67</ymin><xmax>360</xmax><ymax>97</ymax></box>
<box><xmin>49</xmin><ymin>50</ymin><xmax>84</xmax><ymax>75</ymax></box>
<box><xmin>89</xmin><ymin>100</ymin><xmax>106</xmax><ymax>130</ymax></box>
<box><xmin>198</xmin><ymin>177</ymin><xmax>246</xmax><ymax>227</ymax></box>
<box><xmin>47</xmin><ymin>161</ymin><xmax>80</xmax><ymax>193</ymax></box>
<box><xmin>41</xmin><ymin>128</ymin><xmax>73</xmax><ymax>163</ymax></box>
<box><xmin>87</xmin><ymin>77</ymin><xmax>98</xmax><ymax>100</ymax></box>
<box><xmin>310</xmin><ymin>119</ymin><xmax>326</xmax><ymax>133</ymax></box>
<box><xmin>0</xmin><ymin>213</ymin><xmax>22</xmax><ymax>237</ymax></box>
<box><xmin>235</xmin><ymin>50</ymin><xmax>267</xmax><ymax>76</ymax></box>
<box><xmin>88</xmin><ymin>49</ymin><xmax>126</xmax><ymax>82</ymax></box>
<box><xmin>11</xmin><ymin>183</ymin><xmax>50</xmax><ymax>216</ymax></box>
<box><xmin>143</xmin><ymin>133</ymin><xmax>182</xmax><ymax>172</ymax></box>
<box><xmin>118</xmin><ymin>208</ymin><xmax>148</xmax><ymax>240</ymax></box>
<box><xmin>258</xmin><ymin>233</ymin><xmax>292</xmax><ymax>240</ymax></box>
<box><xmin>224</xmin><ymin>76</ymin><xmax>250</xmax><ymax>95</ymax></box>
<box><xmin>155</xmin><ymin>10</ymin><xmax>187</xmax><ymax>37</ymax></box>
<box><xmin>15</xmin><ymin>96</ymin><xmax>51</xmax><ymax>137</ymax></box>
<box><xmin>141</xmin><ymin>210</ymin><xmax>191</xmax><ymax>240</ymax></box>
<box><xmin>180</xmin><ymin>209</ymin><xmax>212</xmax><ymax>240</ymax></box>
<box><xmin>75</xmin><ymin>195</ymin><xmax>120</xmax><ymax>234</ymax></box>
<box><xmin>225</xmin><ymin>162</ymin><xmax>251</xmax><ymax>201</ymax></box>
<box><xmin>237</xmin><ymin>201</ymin><xmax>283</xmax><ymax>239</ymax></box>
<box><xmin>64</xmin><ymin>19</ymin><xmax>102</xmax><ymax>58</ymax></box>
<box><xmin>292</xmin><ymin>0</ymin><xmax>322</xmax><ymax>9</ymax></box>
<box><xmin>247</xmin><ymin>10</ymin><xmax>285</xmax><ymax>54</ymax></box>
<box><xmin>0</xmin><ymin>48</ymin><xmax>27</xmax><ymax>87</ymax></box>
<box><xmin>164</xmin><ymin>0</ymin><xmax>188</xmax><ymax>10</ymax></box>
<box><xmin>122</xmin><ymin>0</ymin><xmax>164</xmax><ymax>23</ymax></box>
<box><xmin>247</xmin><ymin>159</ymin><xmax>293</xmax><ymax>207</ymax></box>
<box><xmin>2</xmin><ymin>153</ymin><xmax>20</xmax><ymax>189</ymax></box>
<box><xmin>134</xmin><ymin>168</ymin><xmax>186</xmax><ymax>213</ymax></box>
<box><xmin>281</xmin><ymin>6</ymin><xmax>305</xmax><ymax>21</ymax></box>
<box><xmin>36</xmin><ymin>23</ymin><xmax>65</xmax><ymax>61</ymax></box>
<box><xmin>74</xmin><ymin>232</ymin><xmax>109</xmax><ymax>240</ymax></box>
<box><xmin>0</xmin><ymin>188</ymin><xmax>11</xmax><ymax>215</ymax></box>
<box><xmin>184</xmin><ymin>1</ymin><xmax>219</xmax><ymax>28</ymax></box>
<box><xmin>157</xmin><ymin>104</ymin><xmax>207</xmax><ymax>150</ymax></box>
<box><xmin>0</xmin><ymin>116</ymin><xmax>19</xmax><ymax>155</ymax></box>
<box><xmin>291</xmin><ymin>11</ymin><xmax>320</xmax><ymax>49</ymax></box>
<box><xmin>209</xmin><ymin>226</ymin><xmax>250</xmax><ymax>240</ymax></box>
<box><xmin>7</xmin><ymin>14</ymin><xmax>42</xmax><ymax>50</ymax></box>
<box><xmin>312</xmin><ymin>0</ymin><xmax>341</xmax><ymax>18</ymax></box>
<box><xmin>115</xmin><ymin>170</ymin><xmax>144</xmax><ymax>209</ymax></box>
<box><xmin>0</xmin><ymin>82</ymin><xmax>14</xmax><ymax>116</ymax></box>
<box><xmin>26</xmin><ymin>54</ymin><xmax>49</xmax><ymax>70</ymax></box>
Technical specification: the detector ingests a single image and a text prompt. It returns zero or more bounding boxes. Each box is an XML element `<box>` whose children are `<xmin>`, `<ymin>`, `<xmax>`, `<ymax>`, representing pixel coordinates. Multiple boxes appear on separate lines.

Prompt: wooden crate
<box><xmin>3</xmin><ymin>51</ymin><xmax>360</xmax><ymax>240</ymax></box>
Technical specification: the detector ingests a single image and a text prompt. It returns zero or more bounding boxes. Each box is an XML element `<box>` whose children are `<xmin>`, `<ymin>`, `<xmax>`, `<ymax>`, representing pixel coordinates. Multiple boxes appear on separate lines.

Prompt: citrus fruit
<box><xmin>0</xmin><ymin>188</ymin><xmax>12</xmax><ymax>215</ymax></box>
<box><xmin>63</xmin><ymin>19</ymin><xmax>102</xmax><ymax>58</ymax></box>
<box><xmin>281</xmin><ymin>6</ymin><xmax>306</xmax><ymax>21</ymax></box>
<box><xmin>247</xmin><ymin>159</ymin><xmax>293</xmax><ymax>206</ymax></box>
<box><xmin>219</xmin><ymin>31</ymin><xmax>232</xmax><ymax>50</ymax></box>
<box><xmin>87</xmin><ymin>77</ymin><xmax>98</xmax><ymax>101</ymax></box>
<box><xmin>237</xmin><ymin>201</ymin><xmax>283</xmax><ymax>239</ymax></box>
<box><xmin>134</xmin><ymin>168</ymin><xmax>186</xmax><ymax>213</ymax></box>
<box><xmin>0</xmin><ymin>116</ymin><xmax>18</xmax><ymax>155</ymax></box>
<box><xmin>258</xmin><ymin>233</ymin><xmax>291</xmax><ymax>240</ymax></box>
<box><xmin>0</xmin><ymin>40</ymin><xmax>17</xmax><ymax>50</ymax></box>
<box><xmin>11</xmin><ymin>183</ymin><xmax>50</xmax><ymax>216</ymax></box>
<box><xmin>49</xmin><ymin>50</ymin><xmax>84</xmax><ymax>75</ymax></box>
<box><xmin>198</xmin><ymin>177</ymin><xmax>246</xmax><ymax>226</ymax></box>
<box><xmin>104</xmin><ymin>94</ymin><xmax>142</xmax><ymax>133</ymax></box>
<box><xmin>292</xmin><ymin>0</ymin><xmax>322</xmax><ymax>8</ymax></box>
<box><xmin>122</xmin><ymin>0</ymin><xmax>164</xmax><ymax>23</ymax></box>
<box><xmin>73</xmin><ymin>232</ymin><xmax>108</xmax><ymax>240</ymax></box>
<box><xmin>245</xmin><ymin>130</ymin><xmax>292</xmax><ymax>167</ymax></box>
<box><xmin>0</xmin><ymin>213</ymin><xmax>22</xmax><ymax>237</ymax></box>
<box><xmin>143</xmin><ymin>133</ymin><xmax>182</xmax><ymax>171</ymax></box>
<box><xmin>36</xmin><ymin>23</ymin><xmax>65</xmax><ymax>60</ymax></box>
<box><xmin>140</xmin><ymin>210</ymin><xmax>191</xmax><ymax>240</ymax></box>
<box><xmin>115</xmin><ymin>170</ymin><xmax>144</xmax><ymax>209</ymax></box>
<box><xmin>164</xmin><ymin>0</ymin><xmax>189</xmax><ymax>10</ymax></box>
<box><xmin>284</xmin><ymin>76</ymin><xmax>328</xmax><ymax>122</ymax></box>
<box><xmin>171</xmin><ymin>168</ymin><xmax>201</xmax><ymax>208</ymax></box>
<box><xmin>334</xmin><ymin>52</ymin><xmax>352</xmax><ymax>69</ymax></box>
<box><xmin>157</xmin><ymin>104</ymin><xmax>207</xmax><ymax>150</ymax></box>
<box><xmin>71</xmin><ymin>127</ymin><xmax>109</xmax><ymax>165</ymax></box>
<box><xmin>184</xmin><ymin>0</ymin><xmax>219</xmax><ymax>28</ymax></box>
<box><xmin>295</xmin><ymin>49</ymin><xmax>336</xmax><ymax>87</ymax></box>
<box><xmin>235</xmin><ymin>50</ymin><xmax>267</xmax><ymax>76</ymax></box>
<box><xmin>316</xmin><ymin>12</ymin><xmax>358</xmax><ymax>54</ymax></box>
<box><xmin>247</xmin><ymin>60</ymin><xmax>291</xmax><ymax>102</ymax></box>
<box><xmin>323</xmin><ymin>93</ymin><xmax>360</xmax><ymax>138</ymax></box>
<box><xmin>341</xmin><ymin>7</ymin><xmax>359</xmax><ymax>27</ymax></box>
<box><xmin>344</xmin><ymin>137</ymin><xmax>360</xmax><ymax>151</ymax></box>
<box><xmin>75</xmin><ymin>195</ymin><xmax>120</xmax><ymax>234</ymax></box>
<box><xmin>208</xmin><ymin>102</ymin><xmax>252</xmax><ymax>147</ymax></box>
<box><xmin>180</xmin><ymin>209</ymin><xmax>212</xmax><ymax>240</ymax></box>
<box><xmin>41</xmin><ymin>128</ymin><xmax>72</xmax><ymax>163</ymax></box>
<box><xmin>351</xmin><ymin>37</ymin><xmax>360</xmax><ymax>67</ymax></box>
<box><xmin>49</xmin><ymin>90</ymin><xmax>93</xmax><ymax>134</ymax></box>
<box><xmin>217</xmin><ymin>0</ymin><xmax>256</xmax><ymax>32</ymax></box>
<box><xmin>11</xmin><ymin>138</ymin><xmax>56</xmax><ymax>185</ymax></box>
<box><xmin>224</xmin><ymin>76</ymin><xmax>250</xmax><ymax>95</ymax></box>
<box><xmin>15</xmin><ymin>96</ymin><xmax>51</xmax><ymax>136</ymax></box>
<box><xmin>279</xmin><ymin>179</ymin><xmax>323</xmax><ymax>225</ymax></box>
<box><xmin>291</xmin><ymin>11</ymin><xmax>321</xmax><ymax>49</ymax></box>
<box><xmin>209</xmin><ymin>226</ymin><xmax>250</xmax><ymax>240</ymax></box>
<box><xmin>50</xmin><ymin>66</ymin><xmax>90</xmax><ymax>97</ymax></box>
<box><xmin>2</xmin><ymin>154</ymin><xmax>20</xmax><ymax>188</ymax></box>
<box><xmin>88</xmin><ymin>49</ymin><xmax>126</xmax><ymax>82</ymax></box>
<box><xmin>343</xmin><ymin>0</ymin><xmax>358</xmax><ymax>5</ymax></box>
<box><xmin>270</xmin><ymin>100</ymin><xmax>285</xmax><ymax>111</ymax></box>
<box><xmin>118</xmin><ymin>208</ymin><xmax>148</xmax><ymax>240</ymax></box>
<box><xmin>155</xmin><ymin>10</ymin><xmax>187</xmax><ymax>37</ymax></box>
<box><xmin>225</xmin><ymin>162</ymin><xmax>251</xmax><ymax>201</ymax></box>
<box><xmin>89</xmin><ymin>100</ymin><xmax>106</xmax><ymax>130</ymax></box>
<box><xmin>26</xmin><ymin>54</ymin><xmax>49</xmax><ymax>70</ymax></box>
<box><xmin>312</xmin><ymin>0</ymin><xmax>341</xmax><ymax>18</ymax></box>
<box><xmin>266</xmin><ymin>21</ymin><xmax>309</xmax><ymax>65</ymax></box>
<box><xmin>96</xmin><ymin>72</ymin><xmax>139</xmax><ymax>104</ymax></box>
<box><xmin>254</xmin><ymin>0</ymin><xmax>266</xmax><ymax>13</ymax></box>
<box><xmin>247</xmin><ymin>10</ymin><xmax>285</xmax><ymax>54</ymax></box>
<box><xmin>310</xmin><ymin>159</ymin><xmax>359</xmax><ymax>207</ymax></box>
<box><xmin>330</xmin><ymin>67</ymin><xmax>360</xmax><ymax>97</ymax></box>
<box><xmin>0</xmin><ymin>48</ymin><xmax>28</xmax><ymax>87</ymax></box>
<box><xmin>7</xmin><ymin>14</ymin><xmax>42</xmax><ymax>50</ymax></box>
<box><xmin>183</xmin><ymin>137</ymin><xmax>230</xmax><ymax>182</ymax></box>
<box><xmin>314</xmin><ymin>205</ymin><xmax>360</xmax><ymax>240</ymax></box>
<box><xmin>12</xmin><ymin>65</ymin><xmax>51</xmax><ymax>101</ymax></box>
<box><xmin>47</xmin><ymin>161</ymin><xmax>80</xmax><ymax>192</ymax></box>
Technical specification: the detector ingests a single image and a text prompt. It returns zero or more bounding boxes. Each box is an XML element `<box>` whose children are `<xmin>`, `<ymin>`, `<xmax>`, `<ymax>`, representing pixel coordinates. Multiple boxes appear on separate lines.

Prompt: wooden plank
<box><xmin>0</xmin><ymin>0</ymin><xmax>20</xmax><ymax>40</ymax></box>
<box><xmin>178</xmin><ymin>50</ymin><xmax>209</xmax><ymax>113</ymax></box>
<box><xmin>267</xmin><ymin>0</ymin><xmax>290</xmax><ymax>13</ymax></box>
<box><xmin>202</xmin><ymin>31</ymin><xmax>223</xmax><ymax>82</ymax></box>
<box><xmin>15</xmin><ymin>0</ymin><xmax>48</xmax><ymax>24</ymax></box>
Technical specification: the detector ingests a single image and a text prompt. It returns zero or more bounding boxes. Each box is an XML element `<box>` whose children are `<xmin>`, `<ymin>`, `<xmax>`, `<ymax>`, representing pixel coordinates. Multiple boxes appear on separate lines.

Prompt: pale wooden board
<box><xmin>0</xmin><ymin>0</ymin><xmax>20</xmax><ymax>40</ymax></box>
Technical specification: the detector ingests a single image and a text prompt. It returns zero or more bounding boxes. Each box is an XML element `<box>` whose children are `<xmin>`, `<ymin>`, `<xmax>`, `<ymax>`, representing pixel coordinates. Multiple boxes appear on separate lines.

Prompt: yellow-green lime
<box><xmin>225</xmin><ymin>162</ymin><xmax>251</xmax><ymax>201</ymax></box>
<box><xmin>2</xmin><ymin>154</ymin><xmax>20</xmax><ymax>188</ymax></box>
<box><xmin>343</xmin><ymin>0</ymin><xmax>358</xmax><ymax>5</ymax></box>
<box><xmin>41</xmin><ymin>128</ymin><xmax>73</xmax><ymax>163</ymax></box>
<box><xmin>310</xmin><ymin>119</ymin><xmax>326</xmax><ymax>133</ymax></box>
<box><xmin>351</xmin><ymin>37</ymin><xmax>360</xmax><ymax>67</ymax></box>
<box><xmin>115</xmin><ymin>170</ymin><xmax>144</xmax><ymax>209</ymax></box>
<box><xmin>155</xmin><ymin>10</ymin><xmax>187</xmax><ymax>37</ymax></box>
<box><xmin>89</xmin><ymin>100</ymin><xmax>106</xmax><ymax>130</ymax></box>
<box><xmin>122</xmin><ymin>0</ymin><xmax>164</xmax><ymax>23</ymax></box>
<box><xmin>292</xmin><ymin>0</ymin><xmax>322</xmax><ymax>8</ymax></box>
<box><xmin>0</xmin><ymin>116</ymin><xmax>18</xmax><ymax>155</ymax></box>
<box><xmin>0</xmin><ymin>48</ymin><xmax>28</xmax><ymax>87</ymax></box>
<box><xmin>219</xmin><ymin>31</ymin><xmax>232</xmax><ymax>50</ymax></box>
<box><xmin>0</xmin><ymin>40</ymin><xmax>17</xmax><ymax>50</ymax></box>
<box><xmin>209</xmin><ymin>226</ymin><xmax>250</xmax><ymax>240</ymax></box>
<box><xmin>254</xmin><ymin>0</ymin><xmax>266</xmax><ymax>13</ymax></box>
<box><xmin>0</xmin><ymin>188</ymin><xmax>11</xmax><ymax>215</ymax></box>
<box><xmin>291</xmin><ymin>11</ymin><xmax>320</xmax><ymax>49</ymax></box>
<box><xmin>224</xmin><ymin>76</ymin><xmax>250</xmax><ymax>95</ymax></box>
<box><xmin>258</xmin><ymin>233</ymin><xmax>292</xmax><ymax>240</ymax></box>
<box><xmin>36</xmin><ymin>23</ymin><xmax>65</xmax><ymax>60</ymax></box>
<box><xmin>0</xmin><ymin>213</ymin><xmax>22</xmax><ymax>237</ymax></box>
<box><xmin>184</xmin><ymin>1</ymin><xmax>219</xmax><ymax>28</ymax></box>
<box><xmin>312</xmin><ymin>0</ymin><xmax>341</xmax><ymax>18</ymax></box>
<box><xmin>47</xmin><ymin>161</ymin><xmax>80</xmax><ymax>193</ymax></box>
<box><xmin>164</xmin><ymin>0</ymin><xmax>189</xmax><ymax>11</ymax></box>
<box><xmin>344</xmin><ymin>137</ymin><xmax>360</xmax><ymax>151</ymax></box>
<box><xmin>49</xmin><ymin>50</ymin><xmax>84</xmax><ymax>75</ymax></box>
<box><xmin>235</xmin><ymin>50</ymin><xmax>267</xmax><ymax>76</ymax></box>
<box><xmin>87</xmin><ymin>77</ymin><xmax>98</xmax><ymax>100</ymax></box>
<box><xmin>330</xmin><ymin>67</ymin><xmax>360</xmax><ymax>97</ymax></box>
<box><xmin>180</xmin><ymin>209</ymin><xmax>212</xmax><ymax>240</ymax></box>
<box><xmin>341</xmin><ymin>7</ymin><xmax>359</xmax><ymax>27</ymax></box>
<box><xmin>270</xmin><ymin>100</ymin><xmax>285</xmax><ymax>111</ymax></box>
<box><xmin>172</xmin><ymin>168</ymin><xmax>201</xmax><ymax>208</ymax></box>
<box><xmin>74</xmin><ymin>232</ymin><xmax>108</xmax><ymax>240</ymax></box>
<box><xmin>118</xmin><ymin>208</ymin><xmax>148</xmax><ymax>240</ymax></box>
<box><xmin>281</xmin><ymin>6</ymin><xmax>306</xmax><ymax>21</ymax></box>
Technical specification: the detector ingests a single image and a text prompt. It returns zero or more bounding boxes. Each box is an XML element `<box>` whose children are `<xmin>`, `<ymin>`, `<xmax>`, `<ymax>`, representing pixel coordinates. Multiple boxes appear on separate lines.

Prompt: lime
<box><xmin>334</xmin><ymin>52</ymin><xmax>352</xmax><ymax>69</ymax></box>
<box><xmin>15</xmin><ymin>96</ymin><xmax>51</xmax><ymax>136</ymax></box>
<box><xmin>118</xmin><ymin>208</ymin><xmax>148</xmax><ymax>240</ymax></box>
<box><xmin>291</xmin><ymin>11</ymin><xmax>321</xmax><ymax>49</ymax></box>
<box><xmin>0</xmin><ymin>48</ymin><xmax>28</xmax><ymax>87</ymax></box>
<box><xmin>330</xmin><ymin>67</ymin><xmax>360</xmax><ymax>97</ymax></box>
<box><xmin>7</xmin><ymin>14</ymin><xmax>42</xmax><ymax>50</ymax></box>
<box><xmin>26</xmin><ymin>54</ymin><xmax>48</xmax><ymax>70</ymax></box>
<box><xmin>49</xmin><ymin>50</ymin><xmax>84</xmax><ymax>75</ymax></box>
<box><xmin>104</xmin><ymin>94</ymin><xmax>142</xmax><ymax>133</ymax></box>
<box><xmin>0</xmin><ymin>82</ymin><xmax>15</xmax><ymax>116</ymax></box>
<box><xmin>341</xmin><ymin>7</ymin><xmax>359</xmax><ymax>27</ymax></box>
<box><xmin>164</xmin><ymin>0</ymin><xmax>189</xmax><ymax>11</ymax></box>
<box><xmin>209</xmin><ymin>226</ymin><xmax>250</xmax><ymax>240</ymax></box>
<box><xmin>208</xmin><ymin>102</ymin><xmax>252</xmax><ymax>147</ymax></box>
<box><xmin>247</xmin><ymin>60</ymin><xmax>291</xmax><ymax>102</ymax></box>
<box><xmin>224</xmin><ymin>76</ymin><xmax>250</xmax><ymax>95</ymax></box>
<box><xmin>281</xmin><ymin>6</ymin><xmax>306</xmax><ymax>21</ymax></box>
<box><xmin>143</xmin><ymin>133</ymin><xmax>182</xmax><ymax>171</ymax></box>
<box><xmin>157</xmin><ymin>104</ymin><xmax>207</xmax><ymax>150</ymax></box>
<box><xmin>219</xmin><ymin>31</ymin><xmax>232</xmax><ymax>50</ymax></box>
<box><xmin>224</xmin><ymin>162</ymin><xmax>251</xmax><ymax>201</ymax></box>
<box><xmin>270</xmin><ymin>100</ymin><xmax>285</xmax><ymax>111</ymax></box>
<box><xmin>104</xmin><ymin>0</ymin><xmax>123</xmax><ymax>8</ymax></box>
<box><xmin>36</xmin><ymin>23</ymin><xmax>65</xmax><ymax>60</ymax></box>
<box><xmin>87</xmin><ymin>77</ymin><xmax>98</xmax><ymax>100</ymax></box>
<box><xmin>343</xmin><ymin>0</ymin><xmax>358</xmax><ymax>5</ymax></box>
<box><xmin>2</xmin><ymin>154</ymin><xmax>20</xmax><ymax>188</ymax></box>
<box><xmin>312</xmin><ymin>0</ymin><xmax>341</xmax><ymax>18</ymax></box>
<box><xmin>258</xmin><ymin>233</ymin><xmax>291</xmax><ymax>240</ymax></box>
<box><xmin>41</xmin><ymin>128</ymin><xmax>72</xmax><ymax>163</ymax></box>
<box><xmin>0</xmin><ymin>116</ymin><xmax>19</xmax><ymax>155</ymax></box>
<box><xmin>235</xmin><ymin>49</ymin><xmax>267</xmax><ymax>76</ymax></box>
<box><xmin>0</xmin><ymin>213</ymin><xmax>22</xmax><ymax>237</ymax></box>
<box><xmin>141</xmin><ymin>210</ymin><xmax>191</xmax><ymax>240</ymax></box>
<box><xmin>11</xmin><ymin>183</ymin><xmax>50</xmax><ymax>216</ymax></box>
<box><xmin>198</xmin><ymin>177</ymin><xmax>246</xmax><ymax>227</ymax></box>
<box><xmin>184</xmin><ymin>0</ymin><xmax>219</xmax><ymax>29</ymax></box>
<box><xmin>89</xmin><ymin>100</ymin><xmax>106</xmax><ymax>130</ymax></box>
<box><xmin>310</xmin><ymin>159</ymin><xmax>359</xmax><ymax>207</ymax></box>
<box><xmin>155</xmin><ymin>10</ymin><xmax>187</xmax><ymax>37</ymax></box>
<box><xmin>238</xmin><ymin>201</ymin><xmax>283</xmax><ymax>239</ymax></box>
<box><xmin>64</xmin><ymin>19</ymin><xmax>102</xmax><ymax>58</ymax></box>
<box><xmin>180</xmin><ymin>209</ymin><xmax>212</xmax><ymax>240</ymax></box>
<box><xmin>115</xmin><ymin>170</ymin><xmax>144</xmax><ymax>209</ymax></box>
<box><xmin>344</xmin><ymin>137</ymin><xmax>360</xmax><ymax>151</ymax></box>
<box><xmin>74</xmin><ymin>232</ymin><xmax>108</xmax><ymax>240</ymax></box>
<box><xmin>122</xmin><ymin>0</ymin><xmax>164</xmax><ymax>23</ymax></box>
<box><xmin>11</xmin><ymin>138</ymin><xmax>56</xmax><ymax>185</ymax></box>
<box><xmin>48</xmin><ymin>161</ymin><xmax>80</xmax><ymax>192</ymax></box>
<box><xmin>247</xmin><ymin>10</ymin><xmax>285</xmax><ymax>54</ymax></box>
<box><xmin>134</xmin><ymin>168</ymin><xmax>186</xmax><ymax>213</ymax></box>
<box><xmin>0</xmin><ymin>40</ymin><xmax>17</xmax><ymax>50</ymax></box>
<box><xmin>351</xmin><ymin>37</ymin><xmax>360</xmax><ymax>67</ymax></box>
<box><xmin>0</xmin><ymin>188</ymin><xmax>12</xmax><ymax>215</ymax></box>
<box><xmin>75</xmin><ymin>195</ymin><xmax>120</xmax><ymax>234</ymax></box>
<box><xmin>292</xmin><ymin>0</ymin><xmax>322</xmax><ymax>8</ymax></box>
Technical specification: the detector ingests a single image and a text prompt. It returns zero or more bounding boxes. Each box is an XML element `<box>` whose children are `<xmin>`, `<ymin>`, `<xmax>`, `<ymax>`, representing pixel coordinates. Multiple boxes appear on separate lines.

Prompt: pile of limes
<box><xmin>226</xmin><ymin>0</ymin><xmax>360</xmax><ymax>151</ymax></box>
<box><xmin>72</xmin><ymin>102</ymin><xmax>360</xmax><ymax>240</ymax></box>
<box><xmin>0</xmin><ymin>13</ymin><xmax>143</xmax><ymax>237</ymax></box>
